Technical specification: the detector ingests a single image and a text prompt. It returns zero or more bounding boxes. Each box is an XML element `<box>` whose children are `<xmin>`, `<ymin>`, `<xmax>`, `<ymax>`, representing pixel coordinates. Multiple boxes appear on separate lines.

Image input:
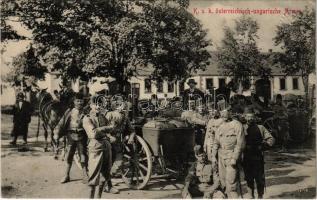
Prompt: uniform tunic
<box><xmin>242</xmin><ymin>124</ymin><xmax>274</xmax><ymax>197</ymax></box>
<box><xmin>204</xmin><ymin>118</ymin><xmax>224</xmax><ymax>161</ymax></box>
<box><xmin>181</xmin><ymin>110</ymin><xmax>207</xmax><ymax>146</ymax></box>
<box><xmin>184</xmin><ymin>161</ymin><xmax>224</xmax><ymax>198</ymax></box>
<box><xmin>105</xmin><ymin>110</ymin><xmax>134</xmax><ymax>175</ymax></box>
<box><xmin>272</xmin><ymin>103</ymin><xmax>289</xmax><ymax>144</ymax></box>
<box><xmin>212</xmin><ymin>119</ymin><xmax>245</xmax><ymax>198</ymax></box>
<box><xmin>54</xmin><ymin>108</ymin><xmax>87</xmax><ymax>164</ymax></box>
<box><xmin>83</xmin><ymin>113</ymin><xmax>112</xmax><ymax>186</ymax></box>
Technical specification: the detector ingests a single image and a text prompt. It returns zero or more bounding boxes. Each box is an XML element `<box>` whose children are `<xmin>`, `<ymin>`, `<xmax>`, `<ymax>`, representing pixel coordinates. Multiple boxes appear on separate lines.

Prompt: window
<box><xmin>292</xmin><ymin>78</ymin><xmax>299</xmax><ymax>90</ymax></box>
<box><xmin>157</xmin><ymin>81</ymin><xmax>163</xmax><ymax>93</ymax></box>
<box><xmin>167</xmin><ymin>81</ymin><xmax>174</xmax><ymax>93</ymax></box>
<box><xmin>280</xmin><ymin>78</ymin><xmax>286</xmax><ymax>90</ymax></box>
<box><xmin>219</xmin><ymin>78</ymin><xmax>226</xmax><ymax>88</ymax></box>
<box><xmin>205</xmin><ymin>78</ymin><xmax>214</xmax><ymax>90</ymax></box>
<box><xmin>144</xmin><ymin>79</ymin><xmax>152</xmax><ymax>93</ymax></box>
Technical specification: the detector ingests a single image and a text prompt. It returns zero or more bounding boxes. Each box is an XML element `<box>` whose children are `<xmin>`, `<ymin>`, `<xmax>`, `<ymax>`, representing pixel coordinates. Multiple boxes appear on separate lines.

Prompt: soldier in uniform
<box><xmin>204</xmin><ymin>110</ymin><xmax>224</xmax><ymax>161</ymax></box>
<box><xmin>182</xmin><ymin>145</ymin><xmax>225</xmax><ymax>199</ymax></box>
<box><xmin>242</xmin><ymin>108</ymin><xmax>275</xmax><ymax>199</ymax></box>
<box><xmin>211</xmin><ymin>109</ymin><xmax>245</xmax><ymax>198</ymax></box>
<box><xmin>181</xmin><ymin>101</ymin><xmax>208</xmax><ymax>146</ymax></box>
<box><xmin>105</xmin><ymin>100</ymin><xmax>135</xmax><ymax>183</ymax></box>
<box><xmin>54</xmin><ymin>93</ymin><xmax>89</xmax><ymax>184</ymax></box>
<box><xmin>272</xmin><ymin>94</ymin><xmax>289</xmax><ymax>151</ymax></box>
<box><xmin>83</xmin><ymin>95</ymin><xmax>119</xmax><ymax>198</ymax></box>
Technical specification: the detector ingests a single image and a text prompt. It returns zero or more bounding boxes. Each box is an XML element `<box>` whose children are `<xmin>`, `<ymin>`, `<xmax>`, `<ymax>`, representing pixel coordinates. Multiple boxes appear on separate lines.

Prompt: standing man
<box><xmin>181</xmin><ymin>102</ymin><xmax>208</xmax><ymax>146</ymax></box>
<box><xmin>10</xmin><ymin>92</ymin><xmax>33</xmax><ymax>145</ymax></box>
<box><xmin>242</xmin><ymin>108</ymin><xmax>275</xmax><ymax>199</ymax></box>
<box><xmin>105</xmin><ymin>100</ymin><xmax>135</xmax><ymax>189</ymax></box>
<box><xmin>204</xmin><ymin>110</ymin><xmax>224</xmax><ymax>161</ymax></box>
<box><xmin>272</xmin><ymin>94</ymin><xmax>289</xmax><ymax>151</ymax></box>
<box><xmin>182</xmin><ymin>79</ymin><xmax>205</xmax><ymax>110</ymax></box>
<box><xmin>83</xmin><ymin>95</ymin><xmax>118</xmax><ymax>198</ymax></box>
<box><xmin>54</xmin><ymin>93</ymin><xmax>89</xmax><ymax>184</ymax></box>
<box><xmin>211</xmin><ymin>109</ymin><xmax>245</xmax><ymax>198</ymax></box>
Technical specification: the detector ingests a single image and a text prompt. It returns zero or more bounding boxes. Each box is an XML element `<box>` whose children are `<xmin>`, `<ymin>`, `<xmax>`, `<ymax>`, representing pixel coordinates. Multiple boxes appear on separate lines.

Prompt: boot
<box><xmin>97</xmin><ymin>181</ymin><xmax>106</xmax><ymax>198</ymax></box>
<box><xmin>10</xmin><ymin>137</ymin><xmax>17</xmax><ymax>146</ymax></box>
<box><xmin>104</xmin><ymin>180</ymin><xmax>119</xmax><ymax>194</ymax></box>
<box><xmin>89</xmin><ymin>186</ymin><xmax>96</xmax><ymax>199</ymax></box>
<box><xmin>245</xmin><ymin>187</ymin><xmax>255</xmax><ymax>199</ymax></box>
<box><xmin>81</xmin><ymin>163</ymin><xmax>89</xmax><ymax>184</ymax></box>
<box><xmin>60</xmin><ymin>163</ymin><xmax>71</xmax><ymax>183</ymax></box>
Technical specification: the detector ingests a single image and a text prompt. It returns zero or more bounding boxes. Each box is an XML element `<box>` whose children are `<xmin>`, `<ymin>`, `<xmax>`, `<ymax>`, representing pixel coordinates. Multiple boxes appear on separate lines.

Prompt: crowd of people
<box><xmin>8</xmin><ymin>78</ymin><xmax>291</xmax><ymax>199</ymax></box>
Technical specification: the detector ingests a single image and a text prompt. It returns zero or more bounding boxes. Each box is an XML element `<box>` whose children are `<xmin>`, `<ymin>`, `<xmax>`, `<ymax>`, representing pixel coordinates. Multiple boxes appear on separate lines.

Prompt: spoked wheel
<box><xmin>121</xmin><ymin>135</ymin><xmax>152</xmax><ymax>190</ymax></box>
<box><xmin>263</xmin><ymin>117</ymin><xmax>277</xmax><ymax>138</ymax></box>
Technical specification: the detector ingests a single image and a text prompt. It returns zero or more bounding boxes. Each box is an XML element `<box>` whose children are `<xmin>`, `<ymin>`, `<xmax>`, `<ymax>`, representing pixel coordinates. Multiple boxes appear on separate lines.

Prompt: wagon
<box><xmin>119</xmin><ymin>117</ymin><xmax>195</xmax><ymax>189</ymax></box>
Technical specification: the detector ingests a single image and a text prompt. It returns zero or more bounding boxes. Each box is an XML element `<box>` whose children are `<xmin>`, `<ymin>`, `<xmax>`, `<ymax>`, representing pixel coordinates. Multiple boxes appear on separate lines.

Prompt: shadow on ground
<box><xmin>269</xmin><ymin>187</ymin><xmax>316</xmax><ymax>199</ymax></box>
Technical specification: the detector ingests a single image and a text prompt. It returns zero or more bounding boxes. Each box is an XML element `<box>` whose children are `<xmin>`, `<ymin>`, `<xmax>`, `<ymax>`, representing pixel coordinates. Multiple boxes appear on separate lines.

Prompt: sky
<box><xmin>188</xmin><ymin>0</ymin><xmax>315</xmax><ymax>52</ymax></box>
<box><xmin>1</xmin><ymin>0</ymin><xmax>316</xmax><ymax>75</ymax></box>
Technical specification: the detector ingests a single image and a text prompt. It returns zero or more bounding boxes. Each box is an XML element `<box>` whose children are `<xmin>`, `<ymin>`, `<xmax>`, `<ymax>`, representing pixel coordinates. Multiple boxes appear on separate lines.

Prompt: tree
<box><xmin>274</xmin><ymin>7</ymin><xmax>315</xmax><ymax>107</ymax></box>
<box><xmin>4</xmin><ymin>45</ymin><xmax>47</xmax><ymax>87</ymax></box>
<box><xmin>1</xmin><ymin>0</ymin><xmax>26</xmax><ymax>54</ymax></box>
<box><xmin>217</xmin><ymin>16</ymin><xmax>268</xmax><ymax>93</ymax></box>
<box><xmin>85</xmin><ymin>0</ymin><xmax>211</xmax><ymax>93</ymax></box>
<box><xmin>10</xmin><ymin>0</ymin><xmax>210</xmax><ymax>94</ymax></box>
<box><xmin>137</xmin><ymin>1</ymin><xmax>211</xmax><ymax>81</ymax></box>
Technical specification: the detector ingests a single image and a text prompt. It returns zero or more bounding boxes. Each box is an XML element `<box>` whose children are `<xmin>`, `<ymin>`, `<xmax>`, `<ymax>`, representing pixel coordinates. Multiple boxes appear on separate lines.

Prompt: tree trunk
<box><xmin>302</xmin><ymin>75</ymin><xmax>309</xmax><ymax>110</ymax></box>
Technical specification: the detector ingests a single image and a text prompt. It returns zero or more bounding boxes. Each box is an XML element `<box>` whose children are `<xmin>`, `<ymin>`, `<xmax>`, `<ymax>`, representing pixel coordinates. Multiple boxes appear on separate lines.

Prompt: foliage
<box><xmin>10</xmin><ymin>0</ymin><xmax>210</xmax><ymax>92</ymax></box>
<box><xmin>137</xmin><ymin>1</ymin><xmax>211</xmax><ymax>81</ymax></box>
<box><xmin>217</xmin><ymin>16</ymin><xmax>268</xmax><ymax>91</ymax></box>
<box><xmin>5</xmin><ymin>45</ymin><xmax>47</xmax><ymax>85</ymax></box>
<box><xmin>274</xmin><ymin>7</ymin><xmax>315</xmax><ymax>101</ymax></box>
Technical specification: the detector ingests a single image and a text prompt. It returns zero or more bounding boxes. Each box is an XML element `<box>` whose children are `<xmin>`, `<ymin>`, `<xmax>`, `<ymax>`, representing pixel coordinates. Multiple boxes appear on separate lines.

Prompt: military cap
<box><xmin>74</xmin><ymin>92</ymin><xmax>84</xmax><ymax>99</ymax></box>
<box><xmin>17</xmin><ymin>92</ymin><xmax>25</xmax><ymax>99</ymax></box>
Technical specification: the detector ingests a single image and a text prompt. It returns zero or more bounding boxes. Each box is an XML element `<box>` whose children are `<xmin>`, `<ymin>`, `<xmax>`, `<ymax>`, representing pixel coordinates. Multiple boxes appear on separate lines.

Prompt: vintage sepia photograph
<box><xmin>1</xmin><ymin>0</ymin><xmax>316</xmax><ymax>198</ymax></box>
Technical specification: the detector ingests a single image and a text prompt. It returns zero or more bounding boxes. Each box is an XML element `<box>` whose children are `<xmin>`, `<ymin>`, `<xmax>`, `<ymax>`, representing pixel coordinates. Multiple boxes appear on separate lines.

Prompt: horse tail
<box><xmin>36</xmin><ymin>107</ymin><xmax>41</xmax><ymax>141</ymax></box>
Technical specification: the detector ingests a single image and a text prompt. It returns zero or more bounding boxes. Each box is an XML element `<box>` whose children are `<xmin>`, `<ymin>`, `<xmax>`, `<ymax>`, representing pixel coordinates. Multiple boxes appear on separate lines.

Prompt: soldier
<box><xmin>181</xmin><ymin>101</ymin><xmax>208</xmax><ymax>146</ymax></box>
<box><xmin>182</xmin><ymin>145</ymin><xmax>225</xmax><ymax>199</ymax></box>
<box><xmin>242</xmin><ymin>108</ymin><xmax>275</xmax><ymax>199</ymax></box>
<box><xmin>54</xmin><ymin>93</ymin><xmax>89</xmax><ymax>184</ymax></box>
<box><xmin>211</xmin><ymin>109</ymin><xmax>245</xmax><ymax>198</ymax></box>
<box><xmin>105</xmin><ymin>100</ymin><xmax>135</xmax><ymax>188</ymax></box>
<box><xmin>272</xmin><ymin>94</ymin><xmax>289</xmax><ymax>151</ymax></box>
<box><xmin>204</xmin><ymin>110</ymin><xmax>224</xmax><ymax>161</ymax></box>
<box><xmin>83</xmin><ymin>95</ymin><xmax>118</xmax><ymax>198</ymax></box>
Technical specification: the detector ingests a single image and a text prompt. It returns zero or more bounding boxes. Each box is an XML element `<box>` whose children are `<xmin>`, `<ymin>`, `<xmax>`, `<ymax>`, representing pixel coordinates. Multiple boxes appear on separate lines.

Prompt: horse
<box><xmin>35</xmin><ymin>87</ymin><xmax>74</xmax><ymax>158</ymax></box>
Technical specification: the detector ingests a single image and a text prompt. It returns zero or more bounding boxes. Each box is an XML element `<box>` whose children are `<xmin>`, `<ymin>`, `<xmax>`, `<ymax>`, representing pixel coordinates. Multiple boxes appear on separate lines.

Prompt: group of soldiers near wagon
<box><xmin>10</xmin><ymin>78</ymin><xmax>290</xmax><ymax>199</ymax></box>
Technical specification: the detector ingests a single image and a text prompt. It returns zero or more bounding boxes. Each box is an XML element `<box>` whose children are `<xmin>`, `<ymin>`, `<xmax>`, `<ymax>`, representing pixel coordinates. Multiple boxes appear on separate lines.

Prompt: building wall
<box><xmin>271</xmin><ymin>76</ymin><xmax>305</xmax><ymax>97</ymax></box>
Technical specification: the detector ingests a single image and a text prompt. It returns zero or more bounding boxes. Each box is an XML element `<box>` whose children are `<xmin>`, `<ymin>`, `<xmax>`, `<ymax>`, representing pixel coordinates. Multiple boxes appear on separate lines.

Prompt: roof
<box><xmin>135</xmin><ymin>51</ymin><xmax>294</xmax><ymax>77</ymax></box>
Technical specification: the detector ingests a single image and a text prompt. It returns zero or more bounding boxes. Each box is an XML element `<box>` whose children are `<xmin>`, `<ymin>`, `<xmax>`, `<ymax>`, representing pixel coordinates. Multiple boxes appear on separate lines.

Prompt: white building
<box><xmin>1</xmin><ymin>53</ymin><xmax>314</xmax><ymax>105</ymax></box>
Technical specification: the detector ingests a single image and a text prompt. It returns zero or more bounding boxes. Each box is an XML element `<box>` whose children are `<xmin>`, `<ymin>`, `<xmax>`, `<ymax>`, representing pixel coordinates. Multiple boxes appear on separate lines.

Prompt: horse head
<box><xmin>35</xmin><ymin>88</ymin><xmax>49</xmax><ymax>100</ymax></box>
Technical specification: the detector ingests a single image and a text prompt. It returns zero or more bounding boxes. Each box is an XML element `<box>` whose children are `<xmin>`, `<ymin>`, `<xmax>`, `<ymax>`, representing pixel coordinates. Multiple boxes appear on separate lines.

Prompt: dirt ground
<box><xmin>1</xmin><ymin>114</ymin><xmax>316</xmax><ymax>198</ymax></box>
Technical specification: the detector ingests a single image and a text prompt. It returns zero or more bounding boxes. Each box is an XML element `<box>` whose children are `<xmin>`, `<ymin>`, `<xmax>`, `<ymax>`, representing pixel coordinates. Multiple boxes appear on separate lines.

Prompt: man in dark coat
<box><xmin>10</xmin><ymin>92</ymin><xmax>33</xmax><ymax>145</ymax></box>
<box><xmin>182</xmin><ymin>79</ymin><xmax>205</xmax><ymax>110</ymax></box>
<box><xmin>242</xmin><ymin>107</ymin><xmax>274</xmax><ymax>198</ymax></box>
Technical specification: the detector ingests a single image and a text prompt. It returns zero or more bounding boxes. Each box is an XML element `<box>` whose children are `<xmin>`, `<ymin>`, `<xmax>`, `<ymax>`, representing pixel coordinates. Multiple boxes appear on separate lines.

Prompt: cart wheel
<box><xmin>121</xmin><ymin>135</ymin><xmax>152</xmax><ymax>189</ymax></box>
<box><xmin>263</xmin><ymin>117</ymin><xmax>277</xmax><ymax>138</ymax></box>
